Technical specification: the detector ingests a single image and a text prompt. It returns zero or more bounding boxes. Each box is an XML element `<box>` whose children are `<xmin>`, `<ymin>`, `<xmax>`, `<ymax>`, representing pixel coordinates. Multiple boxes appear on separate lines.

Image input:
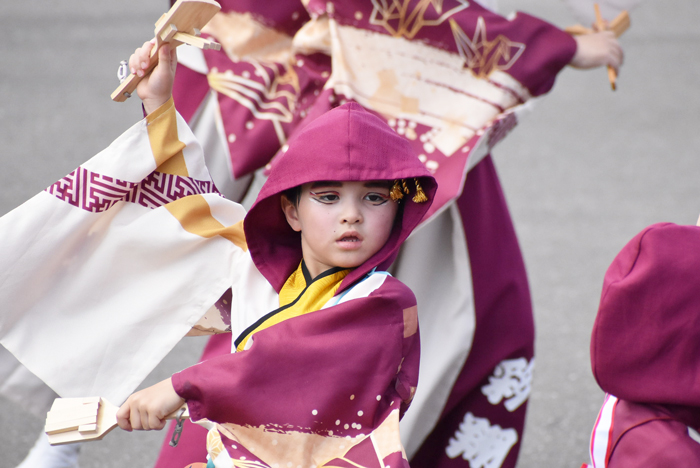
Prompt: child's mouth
<box><xmin>337</xmin><ymin>233</ymin><xmax>362</xmax><ymax>247</ymax></box>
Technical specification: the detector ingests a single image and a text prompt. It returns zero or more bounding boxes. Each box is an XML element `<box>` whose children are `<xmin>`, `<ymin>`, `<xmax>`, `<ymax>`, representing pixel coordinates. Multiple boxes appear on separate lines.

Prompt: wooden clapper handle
<box><xmin>564</xmin><ymin>10</ymin><xmax>630</xmax><ymax>37</ymax></box>
<box><xmin>45</xmin><ymin>396</ymin><xmax>189</xmax><ymax>445</ymax></box>
<box><xmin>111</xmin><ymin>0</ymin><xmax>222</xmax><ymax>102</ymax></box>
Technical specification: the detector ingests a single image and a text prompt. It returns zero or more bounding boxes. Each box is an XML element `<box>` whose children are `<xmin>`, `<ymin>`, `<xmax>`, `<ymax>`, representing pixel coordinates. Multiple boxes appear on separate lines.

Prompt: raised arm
<box><xmin>128</xmin><ymin>41</ymin><xmax>178</xmax><ymax>115</ymax></box>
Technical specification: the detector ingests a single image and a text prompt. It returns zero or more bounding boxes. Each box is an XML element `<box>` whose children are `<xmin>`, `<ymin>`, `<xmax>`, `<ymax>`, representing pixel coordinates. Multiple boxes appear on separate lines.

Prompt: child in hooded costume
<box><xmin>582</xmin><ymin>223</ymin><xmax>700</xmax><ymax>468</ymax></box>
<box><xmin>130</xmin><ymin>101</ymin><xmax>437</xmax><ymax>468</ymax></box>
<box><xmin>0</xmin><ymin>43</ymin><xmax>437</xmax><ymax>468</ymax></box>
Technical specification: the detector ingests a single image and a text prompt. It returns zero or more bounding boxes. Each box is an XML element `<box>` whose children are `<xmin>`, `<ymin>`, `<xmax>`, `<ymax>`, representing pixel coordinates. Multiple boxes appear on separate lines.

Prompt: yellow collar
<box><xmin>234</xmin><ymin>262</ymin><xmax>350</xmax><ymax>352</ymax></box>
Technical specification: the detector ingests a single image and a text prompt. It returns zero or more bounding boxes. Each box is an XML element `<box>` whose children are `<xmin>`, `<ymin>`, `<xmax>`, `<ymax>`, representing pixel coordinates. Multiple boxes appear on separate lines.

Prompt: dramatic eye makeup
<box><xmin>364</xmin><ymin>192</ymin><xmax>390</xmax><ymax>205</ymax></box>
<box><xmin>362</xmin><ymin>181</ymin><xmax>391</xmax><ymax>205</ymax></box>
<box><xmin>307</xmin><ymin>181</ymin><xmax>392</xmax><ymax>205</ymax></box>
<box><xmin>308</xmin><ymin>181</ymin><xmax>340</xmax><ymax>203</ymax></box>
<box><xmin>309</xmin><ymin>190</ymin><xmax>339</xmax><ymax>204</ymax></box>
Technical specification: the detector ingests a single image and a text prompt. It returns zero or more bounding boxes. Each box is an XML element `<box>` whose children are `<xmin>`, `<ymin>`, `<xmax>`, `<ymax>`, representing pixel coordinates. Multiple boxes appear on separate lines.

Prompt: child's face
<box><xmin>282</xmin><ymin>180</ymin><xmax>399</xmax><ymax>279</ymax></box>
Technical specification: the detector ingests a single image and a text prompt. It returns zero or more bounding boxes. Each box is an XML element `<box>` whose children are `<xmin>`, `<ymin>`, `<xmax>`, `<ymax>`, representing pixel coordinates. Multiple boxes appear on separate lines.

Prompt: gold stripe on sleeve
<box><xmin>145</xmin><ymin>97</ymin><xmax>189</xmax><ymax>176</ymax></box>
<box><xmin>165</xmin><ymin>195</ymin><xmax>247</xmax><ymax>251</ymax></box>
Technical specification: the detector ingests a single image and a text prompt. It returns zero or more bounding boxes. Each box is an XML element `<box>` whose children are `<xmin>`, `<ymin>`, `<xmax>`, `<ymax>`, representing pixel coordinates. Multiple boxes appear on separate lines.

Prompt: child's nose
<box><xmin>341</xmin><ymin>202</ymin><xmax>363</xmax><ymax>224</ymax></box>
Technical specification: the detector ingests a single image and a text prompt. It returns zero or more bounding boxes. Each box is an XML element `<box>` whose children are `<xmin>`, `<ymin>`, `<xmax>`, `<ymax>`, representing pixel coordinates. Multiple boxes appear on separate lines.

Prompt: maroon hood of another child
<box><xmin>592</xmin><ymin>223</ymin><xmax>700</xmax><ymax>423</ymax></box>
<box><xmin>243</xmin><ymin>102</ymin><xmax>437</xmax><ymax>293</ymax></box>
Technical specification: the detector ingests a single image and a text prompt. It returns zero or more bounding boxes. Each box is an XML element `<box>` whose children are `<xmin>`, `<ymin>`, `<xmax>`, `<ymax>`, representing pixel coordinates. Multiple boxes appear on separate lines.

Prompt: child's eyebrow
<box><xmin>364</xmin><ymin>181</ymin><xmax>391</xmax><ymax>189</ymax></box>
<box><xmin>310</xmin><ymin>181</ymin><xmax>342</xmax><ymax>188</ymax></box>
<box><xmin>309</xmin><ymin>181</ymin><xmax>391</xmax><ymax>189</ymax></box>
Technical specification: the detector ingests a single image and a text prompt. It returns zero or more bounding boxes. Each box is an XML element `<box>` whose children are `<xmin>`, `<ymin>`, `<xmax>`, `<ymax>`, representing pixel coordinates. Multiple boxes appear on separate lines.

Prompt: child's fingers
<box><xmin>153</xmin><ymin>43</ymin><xmax>178</xmax><ymax>79</ymax></box>
<box><xmin>157</xmin><ymin>44</ymin><xmax>173</xmax><ymax>71</ymax></box>
<box><xmin>116</xmin><ymin>401</ymin><xmax>133</xmax><ymax>432</ymax></box>
<box><xmin>149</xmin><ymin>412</ymin><xmax>167</xmax><ymax>431</ymax></box>
<box><xmin>159</xmin><ymin>43</ymin><xmax>171</xmax><ymax>61</ymax></box>
<box><xmin>169</xmin><ymin>44</ymin><xmax>178</xmax><ymax>74</ymax></box>
<box><xmin>127</xmin><ymin>53</ymin><xmax>139</xmax><ymax>77</ymax></box>
<box><xmin>130</xmin><ymin>405</ymin><xmax>144</xmax><ymax>430</ymax></box>
<box><xmin>128</xmin><ymin>40</ymin><xmax>156</xmax><ymax>76</ymax></box>
<box><xmin>138</xmin><ymin>404</ymin><xmax>166</xmax><ymax>431</ymax></box>
<box><xmin>170</xmin><ymin>43</ymin><xmax>178</xmax><ymax>65</ymax></box>
<box><xmin>138</xmin><ymin>406</ymin><xmax>152</xmax><ymax>430</ymax></box>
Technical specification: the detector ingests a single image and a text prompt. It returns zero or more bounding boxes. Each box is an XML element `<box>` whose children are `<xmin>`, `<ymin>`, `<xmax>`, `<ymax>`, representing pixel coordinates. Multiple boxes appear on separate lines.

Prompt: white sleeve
<box><xmin>0</xmin><ymin>98</ymin><xmax>254</xmax><ymax>404</ymax></box>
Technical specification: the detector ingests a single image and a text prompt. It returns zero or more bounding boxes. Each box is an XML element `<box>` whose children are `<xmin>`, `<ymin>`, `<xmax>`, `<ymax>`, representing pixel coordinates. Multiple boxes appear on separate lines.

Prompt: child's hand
<box><xmin>116</xmin><ymin>377</ymin><xmax>185</xmax><ymax>431</ymax></box>
<box><xmin>570</xmin><ymin>31</ymin><xmax>624</xmax><ymax>73</ymax></box>
<box><xmin>127</xmin><ymin>40</ymin><xmax>178</xmax><ymax>115</ymax></box>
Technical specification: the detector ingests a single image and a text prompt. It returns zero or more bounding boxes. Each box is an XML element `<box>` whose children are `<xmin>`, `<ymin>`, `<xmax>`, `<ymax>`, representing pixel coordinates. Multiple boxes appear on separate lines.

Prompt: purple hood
<box><xmin>592</xmin><ymin>223</ymin><xmax>700</xmax><ymax>419</ymax></box>
<box><xmin>243</xmin><ymin>102</ymin><xmax>437</xmax><ymax>293</ymax></box>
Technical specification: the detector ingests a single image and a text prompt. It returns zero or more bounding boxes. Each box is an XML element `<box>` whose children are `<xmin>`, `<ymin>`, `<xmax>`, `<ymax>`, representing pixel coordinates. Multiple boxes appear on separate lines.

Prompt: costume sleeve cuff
<box><xmin>142</xmin><ymin>96</ymin><xmax>188</xmax><ymax>171</ymax></box>
<box><xmin>172</xmin><ymin>369</ymin><xmax>206</xmax><ymax>422</ymax></box>
<box><xmin>145</xmin><ymin>96</ymin><xmax>176</xmax><ymax>125</ymax></box>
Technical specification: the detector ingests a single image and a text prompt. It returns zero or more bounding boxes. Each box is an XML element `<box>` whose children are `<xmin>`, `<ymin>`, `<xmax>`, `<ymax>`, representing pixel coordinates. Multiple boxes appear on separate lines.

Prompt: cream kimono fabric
<box><xmin>0</xmin><ymin>99</ymin><xmax>257</xmax><ymax>405</ymax></box>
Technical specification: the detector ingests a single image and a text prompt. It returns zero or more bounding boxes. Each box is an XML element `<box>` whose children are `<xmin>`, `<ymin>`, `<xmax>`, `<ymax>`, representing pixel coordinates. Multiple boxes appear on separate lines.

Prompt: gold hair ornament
<box><xmin>390</xmin><ymin>180</ymin><xmax>404</xmax><ymax>201</ymax></box>
<box><xmin>412</xmin><ymin>178</ymin><xmax>428</xmax><ymax>203</ymax></box>
<box><xmin>389</xmin><ymin>179</ymin><xmax>428</xmax><ymax>203</ymax></box>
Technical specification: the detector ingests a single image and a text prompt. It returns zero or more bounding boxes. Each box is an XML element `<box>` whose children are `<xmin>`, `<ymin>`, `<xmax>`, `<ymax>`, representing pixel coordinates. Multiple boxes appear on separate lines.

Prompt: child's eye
<box><xmin>365</xmin><ymin>192</ymin><xmax>390</xmax><ymax>205</ymax></box>
<box><xmin>310</xmin><ymin>191</ymin><xmax>339</xmax><ymax>204</ymax></box>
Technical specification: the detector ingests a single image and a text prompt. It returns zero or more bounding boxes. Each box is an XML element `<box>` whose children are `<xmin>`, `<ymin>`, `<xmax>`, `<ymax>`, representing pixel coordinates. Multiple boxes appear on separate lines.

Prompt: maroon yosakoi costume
<box><xmin>170</xmin><ymin>102</ymin><xmax>437</xmax><ymax>468</ymax></box>
<box><xmin>0</xmin><ymin>96</ymin><xmax>434</xmax><ymax>464</ymax></box>
<box><xmin>582</xmin><ymin>223</ymin><xmax>700</xmax><ymax>468</ymax></box>
<box><xmin>159</xmin><ymin>1</ymin><xmax>577</xmax><ymax>467</ymax></box>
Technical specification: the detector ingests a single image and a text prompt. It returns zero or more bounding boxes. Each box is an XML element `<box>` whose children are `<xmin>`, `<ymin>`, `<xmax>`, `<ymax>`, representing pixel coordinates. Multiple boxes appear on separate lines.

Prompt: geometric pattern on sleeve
<box><xmin>45</xmin><ymin>167</ymin><xmax>220</xmax><ymax>213</ymax></box>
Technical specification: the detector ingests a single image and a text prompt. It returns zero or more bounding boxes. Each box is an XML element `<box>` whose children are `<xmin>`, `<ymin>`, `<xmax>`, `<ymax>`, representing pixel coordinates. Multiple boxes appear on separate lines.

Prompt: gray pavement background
<box><xmin>1</xmin><ymin>0</ymin><xmax>698</xmax><ymax>466</ymax></box>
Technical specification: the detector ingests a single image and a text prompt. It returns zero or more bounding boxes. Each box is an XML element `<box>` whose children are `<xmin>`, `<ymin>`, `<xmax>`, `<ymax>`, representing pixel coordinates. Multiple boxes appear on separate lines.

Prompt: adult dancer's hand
<box><xmin>570</xmin><ymin>31</ymin><xmax>624</xmax><ymax>73</ymax></box>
